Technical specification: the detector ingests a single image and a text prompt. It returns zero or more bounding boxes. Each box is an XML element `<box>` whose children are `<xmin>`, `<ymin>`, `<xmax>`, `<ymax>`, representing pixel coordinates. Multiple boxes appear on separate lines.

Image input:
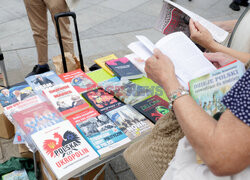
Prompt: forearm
<box><xmin>207</xmin><ymin>42</ymin><xmax>250</xmax><ymax>64</ymax></box>
<box><xmin>165</xmin><ymin>88</ymin><xmax>217</xmax><ymax>161</ymax></box>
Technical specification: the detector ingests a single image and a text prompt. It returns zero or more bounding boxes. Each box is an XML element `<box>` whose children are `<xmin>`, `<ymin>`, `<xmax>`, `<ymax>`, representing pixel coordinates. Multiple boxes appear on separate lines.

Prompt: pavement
<box><xmin>0</xmin><ymin>0</ymin><xmax>245</xmax><ymax>179</ymax></box>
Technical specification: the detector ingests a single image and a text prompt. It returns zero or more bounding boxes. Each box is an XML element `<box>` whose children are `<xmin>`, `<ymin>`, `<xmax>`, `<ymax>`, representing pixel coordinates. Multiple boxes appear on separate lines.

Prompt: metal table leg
<box><xmin>0</xmin><ymin>49</ymin><xmax>9</xmax><ymax>88</ymax></box>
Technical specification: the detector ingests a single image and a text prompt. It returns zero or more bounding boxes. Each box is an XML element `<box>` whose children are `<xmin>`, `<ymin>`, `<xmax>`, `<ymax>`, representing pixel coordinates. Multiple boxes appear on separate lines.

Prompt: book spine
<box><xmin>76</xmin><ymin>124</ymin><xmax>101</xmax><ymax>158</ymax></box>
<box><xmin>105</xmin><ymin>63</ymin><xmax>121</xmax><ymax>79</ymax></box>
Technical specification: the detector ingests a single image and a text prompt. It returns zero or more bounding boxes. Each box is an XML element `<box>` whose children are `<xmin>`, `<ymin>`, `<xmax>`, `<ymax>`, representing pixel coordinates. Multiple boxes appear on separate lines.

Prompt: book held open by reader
<box><xmin>128</xmin><ymin>32</ymin><xmax>217</xmax><ymax>89</ymax></box>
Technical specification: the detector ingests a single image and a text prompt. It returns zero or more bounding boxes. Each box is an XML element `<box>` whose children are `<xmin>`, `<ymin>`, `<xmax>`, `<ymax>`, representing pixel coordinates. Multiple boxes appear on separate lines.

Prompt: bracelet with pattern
<box><xmin>168</xmin><ymin>86</ymin><xmax>189</xmax><ymax>109</ymax></box>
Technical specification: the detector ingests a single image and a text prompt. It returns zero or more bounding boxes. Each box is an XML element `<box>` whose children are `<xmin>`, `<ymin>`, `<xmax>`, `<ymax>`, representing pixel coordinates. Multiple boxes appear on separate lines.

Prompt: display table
<box><xmin>33</xmin><ymin>68</ymin><xmax>169</xmax><ymax>179</ymax></box>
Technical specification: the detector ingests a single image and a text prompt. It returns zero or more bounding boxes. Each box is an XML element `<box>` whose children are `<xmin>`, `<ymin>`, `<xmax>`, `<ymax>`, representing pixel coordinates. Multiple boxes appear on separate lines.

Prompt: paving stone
<box><xmin>135</xmin><ymin>0</ymin><xmax>164</xmax><ymax>17</ymax></box>
<box><xmin>117</xmin><ymin>169</ymin><xmax>136</xmax><ymax>180</ymax></box>
<box><xmin>105</xmin><ymin>164</ymin><xmax>118</xmax><ymax>180</ymax></box>
<box><xmin>0</xmin><ymin>17</ymin><xmax>30</xmax><ymax>40</ymax></box>
<box><xmin>109</xmin><ymin>155</ymin><xmax>130</xmax><ymax>174</ymax></box>
<box><xmin>92</xmin><ymin>11</ymin><xmax>156</xmax><ymax>35</ymax></box>
<box><xmin>99</xmin><ymin>0</ymin><xmax>150</xmax><ymax>12</ymax></box>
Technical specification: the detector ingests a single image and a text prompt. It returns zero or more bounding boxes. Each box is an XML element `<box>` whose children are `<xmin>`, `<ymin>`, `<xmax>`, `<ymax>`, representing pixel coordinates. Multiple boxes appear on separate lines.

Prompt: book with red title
<box><xmin>12</xmin><ymin>101</ymin><xmax>64</xmax><ymax>151</ymax></box>
<box><xmin>31</xmin><ymin>120</ymin><xmax>99</xmax><ymax>180</ymax></box>
<box><xmin>66</xmin><ymin>107</ymin><xmax>100</xmax><ymax>128</ymax></box>
<box><xmin>59</xmin><ymin>69</ymin><xmax>98</xmax><ymax>93</ymax></box>
<box><xmin>43</xmin><ymin>83</ymin><xmax>89</xmax><ymax>117</ymax></box>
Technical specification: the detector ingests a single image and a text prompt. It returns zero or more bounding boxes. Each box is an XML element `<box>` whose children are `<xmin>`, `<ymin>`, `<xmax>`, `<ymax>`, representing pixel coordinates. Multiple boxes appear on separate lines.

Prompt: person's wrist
<box><xmin>207</xmin><ymin>41</ymin><xmax>220</xmax><ymax>52</ymax></box>
<box><xmin>162</xmin><ymin>77</ymin><xmax>181</xmax><ymax>97</ymax></box>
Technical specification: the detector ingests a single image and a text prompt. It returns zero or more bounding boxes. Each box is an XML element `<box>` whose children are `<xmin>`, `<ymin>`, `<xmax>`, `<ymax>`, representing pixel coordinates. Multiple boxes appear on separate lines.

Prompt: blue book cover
<box><xmin>0</xmin><ymin>82</ymin><xmax>34</xmax><ymax>107</ymax></box>
<box><xmin>25</xmin><ymin>71</ymin><xmax>63</xmax><ymax>95</ymax></box>
<box><xmin>76</xmin><ymin>114</ymin><xmax>130</xmax><ymax>158</ymax></box>
<box><xmin>105</xmin><ymin>57</ymin><xmax>143</xmax><ymax>80</ymax></box>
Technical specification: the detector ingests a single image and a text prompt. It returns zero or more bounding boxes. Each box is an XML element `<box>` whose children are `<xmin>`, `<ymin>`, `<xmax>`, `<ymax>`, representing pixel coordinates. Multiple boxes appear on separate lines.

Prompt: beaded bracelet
<box><xmin>168</xmin><ymin>86</ymin><xmax>189</xmax><ymax>109</ymax></box>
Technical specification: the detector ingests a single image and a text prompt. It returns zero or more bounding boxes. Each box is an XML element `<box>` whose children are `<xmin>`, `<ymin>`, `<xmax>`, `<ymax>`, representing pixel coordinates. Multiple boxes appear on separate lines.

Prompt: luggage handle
<box><xmin>54</xmin><ymin>12</ymin><xmax>85</xmax><ymax>73</ymax></box>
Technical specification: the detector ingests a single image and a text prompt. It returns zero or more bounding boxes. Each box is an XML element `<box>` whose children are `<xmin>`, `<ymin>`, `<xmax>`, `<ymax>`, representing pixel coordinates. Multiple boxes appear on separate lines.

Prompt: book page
<box><xmin>136</xmin><ymin>36</ymin><xmax>156</xmax><ymax>53</ymax></box>
<box><xmin>155</xmin><ymin>32</ymin><xmax>216</xmax><ymax>86</ymax></box>
<box><xmin>164</xmin><ymin>0</ymin><xmax>229</xmax><ymax>43</ymax></box>
<box><xmin>128</xmin><ymin>41</ymin><xmax>153</xmax><ymax>60</ymax></box>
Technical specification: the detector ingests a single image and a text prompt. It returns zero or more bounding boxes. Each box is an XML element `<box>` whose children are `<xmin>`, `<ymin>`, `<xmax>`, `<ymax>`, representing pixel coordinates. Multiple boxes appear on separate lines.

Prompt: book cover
<box><xmin>2</xmin><ymin>169</ymin><xmax>29</xmax><ymax>180</ymax></box>
<box><xmin>25</xmin><ymin>71</ymin><xmax>64</xmax><ymax>95</ymax></box>
<box><xmin>155</xmin><ymin>0</ymin><xmax>228</xmax><ymax>43</ymax></box>
<box><xmin>98</xmin><ymin>77</ymin><xmax>120</xmax><ymax>87</ymax></box>
<box><xmin>0</xmin><ymin>82</ymin><xmax>34</xmax><ymax>107</ymax></box>
<box><xmin>76</xmin><ymin>114</ymin><xmax>131</xmax><ymax>158</ymax></box>
<box><xmin>66</xmin><ymin>107</ymin><xmax>100</xmax><ymax>127</ymax></box>
<box><xmin>59</xmin><ymin>69</ymin><xmax>98</xmax><ymax>93</ymax></box>
<box><xmin>105</xmin><ymin>57</ymin><xmax>143</xmax><ymax>80</ymax></box>
<box><xmin>12</xmin><ymin>101</ymin><xmax>64</xmax><ymax>136</ymax></box>
<box><xmin>43</xmin><ymin>83</ymin><xmax>89</xmax><ymax>117</ymax></box>
<box><xmin>31</xmin><ymin>121</ymin><xmax>99</xmax><ymax>180</ymax></box>
<box><xmin>189</xmin><ymin>60</ymin><xmax>245</xmax><ymax>117</ymax></box>
<box><xmin>156</xmin><ymin>2</ymin><xmax>190</xmax><ymax>37</ymax></box>
<box><xmin>100</xmin><ymin>79</ymin><xmax>151</xmax><ymax>105</ymax></box>
<box><xmin>133</xmin><ymin>95</ymin><xmax>169</xmax><ymax>124</ymax></box>
<box><xmin>82</xmin><ymin>88</ymin><xmax>124</xmax><ymax>114</ymax></box>
<box><xmin>106</xmin><ymin>105</ymin><xmax>154</xmax><ymax>140</ymax></box>
<box><xmin>125</xmin><ymin>53</ymin><xmax>146</xmax><ymax>75</ymax></box>
<box><xmin>4</xmin><ymin>95</ymin><xmax>43</xmax><ymax>124</ymax></box>
<box><xmin>94</xmin><ymin>54</ymin><xmax>118</xmax><ymax>76</ymax></box>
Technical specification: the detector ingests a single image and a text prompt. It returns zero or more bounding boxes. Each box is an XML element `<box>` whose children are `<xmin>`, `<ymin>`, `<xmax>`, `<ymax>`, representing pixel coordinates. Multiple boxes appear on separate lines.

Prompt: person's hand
<box><xmin>145</xmin><ymin>49</ymin><xmax>180</xmax><ymax>96</ymax></box>
<box><xmin>189</xmin><ymin>19</ymin><xmax>216</xmax><ymax>50</ymax></box>
<box><xmin>204</xmin><ymin>52</ymin><xmax>236</xmax><ymax>68</ymax></box>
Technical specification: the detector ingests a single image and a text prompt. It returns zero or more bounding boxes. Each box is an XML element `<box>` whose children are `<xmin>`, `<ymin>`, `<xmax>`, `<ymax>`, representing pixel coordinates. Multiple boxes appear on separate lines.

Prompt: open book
<box><xmin>128</xmin><ymin>32</ymin><xmax>217</xmax><ymax>89</ymax></box>
<box><xmin>155</xmin><ymin>0</ymin><xmax>229</xmax><ymax>43</ymax></box>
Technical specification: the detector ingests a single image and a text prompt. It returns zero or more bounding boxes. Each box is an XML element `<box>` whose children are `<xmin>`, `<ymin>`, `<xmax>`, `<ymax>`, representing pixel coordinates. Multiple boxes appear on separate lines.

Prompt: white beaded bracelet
<box><xmin>168</xmin><ymin>86</ymin><xmax>189</xmax><ymax>109</ymax></box>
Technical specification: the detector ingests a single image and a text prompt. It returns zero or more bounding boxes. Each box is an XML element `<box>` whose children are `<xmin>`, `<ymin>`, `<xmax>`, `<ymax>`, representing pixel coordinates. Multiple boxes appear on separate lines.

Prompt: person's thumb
<box><xmin>153</xmin><ymin>48</ymin><xmax>164</xmax><ymax>59</ymax></box>
<box><xmin>194</xmin><ymin>21</ymin><xmax>206</xmax><ymax>32</ymax></box>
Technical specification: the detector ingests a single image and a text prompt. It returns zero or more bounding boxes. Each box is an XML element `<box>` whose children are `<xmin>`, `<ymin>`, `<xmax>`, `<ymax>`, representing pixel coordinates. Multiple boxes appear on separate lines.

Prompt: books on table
<box><xmin>43</xmin><ymin>83</ymin><xmax>89</xmax><ymax>117</ymax></box>
<box><xmin>105</xmin><ymin>57</ymin><xmax>144</xmax><ymax>80</ymax></box>
<box><xmin>0</xmin><ymin>82</ymin><xmax>34</xmax><ymax>107</ymax></box>
<box><xmin>76</xmin><ymin>114</ymin><xmax>131</xmax><ymax>158</ymax></box>
<box><xmin>189</xmin><ymin>60</ymin><xmax>246</xmax><ymax>117</ymax></box>
<box><xmin>133</xmin><ymin>95</ymin><xmax>169</xmax><ymax>124</ymax></box>
<box><xmin>31</xmin><ymin>120</ymin><xmax>99</xmax><ymax>180</ymax></box>
<box><xmin>25</xmin><ymin>71</ymin><xmax>64</xmax><ymax>95</ymax></box>
<box><xmin>66</xmin><ymin>107</ymin><xmax>100</xmax><ymax>128</ymax></box>
<box><xmin>82</xmin><ymin>88</ymin><xmax>124</xmax><ymax>114</ymax></box>
<box><xmin>94</xmin><ymin>54</ymin><xmax>118</xmax><ymax>76</ymax></box>
<box><xmin>59</xmin><ymin>69</ymin><xmax>98</xmax><ymax>93</ymax></box>
<box><xmin>12</xmin><ymin>101</ymin><xmax>64</xmax><ymax>151</ymax></box>
<box><xmin>100</xmin><ymin>79</ymin><xmax>151</xmax><ymax>105</ymax></box>
<box><xmin>106</xmin><ymin>105</ymin><xmax>154</xmax><ymax>141</ymax></box>
<box><xmin>128</xmin><ymin>32</ymin><xmax>217</xmax><ymax>89</ymax></box>
<box><xmin>155</xmin><ymin>0</ymin><xmax>229</xmax><ymax>43</ymax></box>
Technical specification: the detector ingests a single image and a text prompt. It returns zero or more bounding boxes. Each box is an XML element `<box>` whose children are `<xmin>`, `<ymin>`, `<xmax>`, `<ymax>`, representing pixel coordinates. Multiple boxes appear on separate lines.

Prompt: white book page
<box><xmin>125</xmin><ymin>53</ymin><xmax>146</xmax><ymax>75</ymax></box>
<box><xmin>165</xmin><ymin>0</ymin><xmax>228</xmax><ymax>43</ymax></box>
<box><xmin>155</xmin><ymin>32</ymin><xmax>216</xmax><ymax>86</ymax></box>
<box><xmin>136</xmin><ymin>35</ymin><xmax>156</xmax><ymax>53</ymax></box>
<box><xmin>128</xmin><ymin>41</ymin><xmax>153</xmax><ymax>60</ymax></box>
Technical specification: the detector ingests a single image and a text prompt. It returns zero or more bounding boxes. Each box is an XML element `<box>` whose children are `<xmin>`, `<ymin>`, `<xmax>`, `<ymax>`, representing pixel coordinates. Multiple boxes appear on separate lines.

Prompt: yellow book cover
<box><xmin>94</xmin><ymin>54</ymin><xmax>118</xmax><ymax>76</ymax></box>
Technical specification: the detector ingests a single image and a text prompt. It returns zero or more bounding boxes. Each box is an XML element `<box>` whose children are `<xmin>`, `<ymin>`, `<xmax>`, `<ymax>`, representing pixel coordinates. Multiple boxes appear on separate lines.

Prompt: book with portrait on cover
<box><xmin>76</xmin><ymin>114</ymin><xmax>131</xmax><ymax>158</ymax></box>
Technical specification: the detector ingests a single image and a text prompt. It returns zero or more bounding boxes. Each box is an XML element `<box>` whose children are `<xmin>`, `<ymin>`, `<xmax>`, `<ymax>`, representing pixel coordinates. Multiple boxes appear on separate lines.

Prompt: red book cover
<box><xmin>12</xmin><ymin>102</ymin><xmax>64</xmax><ymax>135</ymax></box>
<box><xmin>59</xmin><ymin>69</ymin><xmax>97</xmax><ymax>93</ymax></box>
<box><xmin>43</xmin><ymin>83</ymin><xmax>89</xmax><ymax>117</ymax></box>
<box><xmin>67</xmin><ymin>107</ymin><xmax>100</xmax><ymax>127</ymax></box>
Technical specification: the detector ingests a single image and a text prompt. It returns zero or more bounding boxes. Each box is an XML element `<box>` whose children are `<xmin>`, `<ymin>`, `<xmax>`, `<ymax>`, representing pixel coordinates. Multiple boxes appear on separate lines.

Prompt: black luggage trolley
<box><xmin>54</xmin><ymin>11</ymin><xmax>85</xmax><ymax>73</ymax></box>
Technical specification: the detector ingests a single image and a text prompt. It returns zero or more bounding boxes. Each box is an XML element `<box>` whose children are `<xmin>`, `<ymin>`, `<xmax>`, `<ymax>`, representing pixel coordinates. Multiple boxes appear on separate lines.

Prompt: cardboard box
<box><xmin>40</xmin><ymin>154</ymin><xmax>105</xmax><ymax>180</ymax></box>
<box><xmin>0</xmin><ymin>104</ymin><xmax>14</xmax><ymax>139</ymax></box>
<box><xmin>18</xmin><ymin>144</ymin><xmax>40</xmax><ymax>162</ymax></box>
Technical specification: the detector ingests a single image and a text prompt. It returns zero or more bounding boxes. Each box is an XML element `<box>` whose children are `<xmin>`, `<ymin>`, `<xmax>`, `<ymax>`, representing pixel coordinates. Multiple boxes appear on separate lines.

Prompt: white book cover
<box><xmin>43</xmin><ymin>83</ymin><xmax>89</xmax><ymax>117</ymax></box>
<box><xmin>31</xmin><ymin>121</ymin><xmax>99</xmax><ymax>180</ymax></box>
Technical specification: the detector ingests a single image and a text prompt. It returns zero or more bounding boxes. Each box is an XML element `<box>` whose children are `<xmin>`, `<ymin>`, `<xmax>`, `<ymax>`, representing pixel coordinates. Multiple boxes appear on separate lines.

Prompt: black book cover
<box><xmin>133</xmin><ymin>95</ymin><xmax>169</xmax><ymax>124</ymax></box>
<box><xmin>82</xmin><ymin>88</ymin><xmax>124</xmax><ymax>113</ymax></box>
<box><xmin>105</xmin><ymin>57</ymin><xmax>143</xmax><ymax>79</ymax></box>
